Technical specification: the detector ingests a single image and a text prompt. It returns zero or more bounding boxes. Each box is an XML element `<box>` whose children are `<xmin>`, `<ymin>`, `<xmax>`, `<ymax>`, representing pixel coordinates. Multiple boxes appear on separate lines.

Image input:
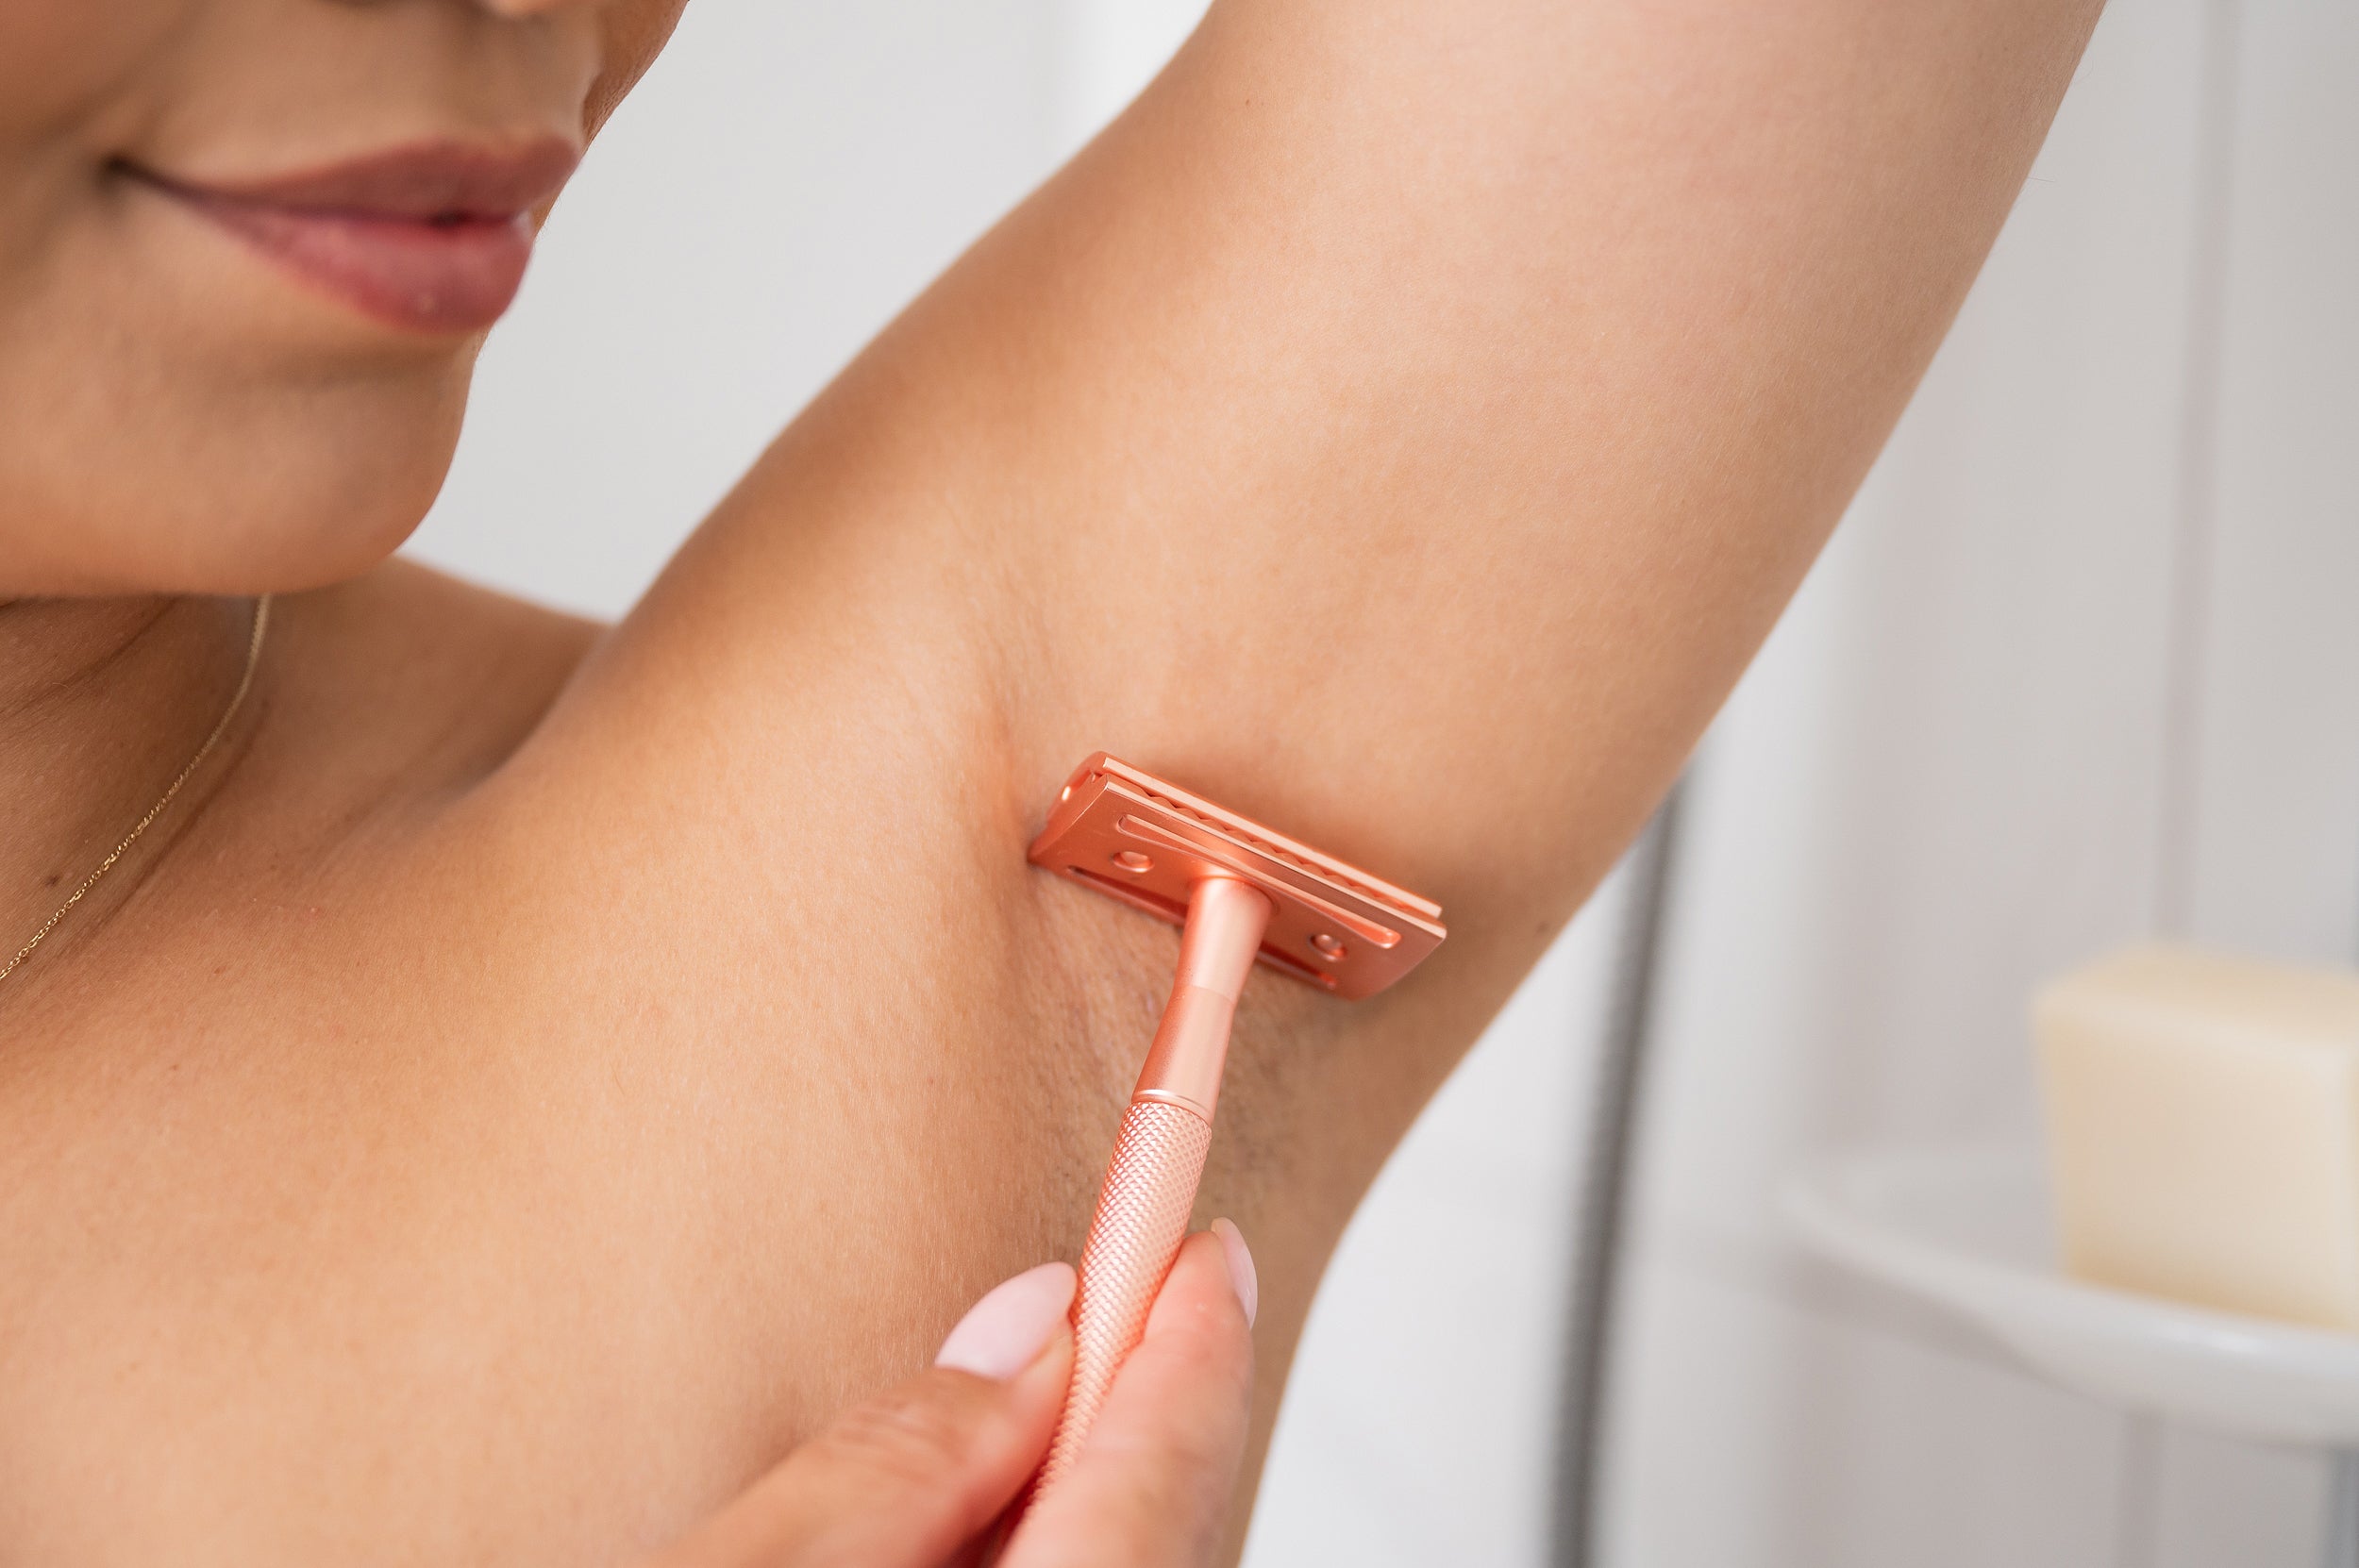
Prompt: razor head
<box><xmin>1029</xmin><ymin>753</ymin><xmax>1447</xmax><ymax>1001</ymax></box>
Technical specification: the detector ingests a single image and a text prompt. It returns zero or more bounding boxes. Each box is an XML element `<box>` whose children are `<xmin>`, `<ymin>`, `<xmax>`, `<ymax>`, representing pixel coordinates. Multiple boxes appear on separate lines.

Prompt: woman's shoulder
<box><xmin>269</xmin><ymin>558</ymin><xmax>604</xmax><ymax>810</ymax></box>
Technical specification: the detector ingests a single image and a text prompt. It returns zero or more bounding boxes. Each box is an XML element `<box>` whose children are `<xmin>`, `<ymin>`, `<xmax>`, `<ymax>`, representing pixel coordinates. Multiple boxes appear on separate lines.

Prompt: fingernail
<box><xmin>1211</xmin><ymin>1217</ymin><xmax>1258</xmax><ymax>1328</ymax></box>
<box><xmin>934</xmin><ymin>1261</ymin><xmax>1077</xmax><ymax>1380</ymax></box>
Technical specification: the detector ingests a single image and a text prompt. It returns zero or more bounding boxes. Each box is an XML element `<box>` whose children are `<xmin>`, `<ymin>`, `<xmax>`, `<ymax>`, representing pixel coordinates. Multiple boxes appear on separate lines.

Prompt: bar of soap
<box><xmin>2035</xmin><ymin>943</ymin><xmax>2359</xmax><ymax>1331</ymax></box>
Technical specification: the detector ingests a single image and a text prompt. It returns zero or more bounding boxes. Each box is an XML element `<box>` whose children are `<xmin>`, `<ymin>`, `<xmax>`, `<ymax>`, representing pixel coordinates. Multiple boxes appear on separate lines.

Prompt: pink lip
<box><xmin>132</xmin><ymin>139</ymin><xmax>580</xmax><ymax>335</ymax></box>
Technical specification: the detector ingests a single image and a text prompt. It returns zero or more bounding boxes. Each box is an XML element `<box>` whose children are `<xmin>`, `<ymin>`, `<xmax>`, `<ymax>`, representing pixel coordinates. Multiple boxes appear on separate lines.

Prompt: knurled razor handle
<box><xmin>1037</xmin><ymin>1097</ymin><xmax>1213</xmax><ymax>1488</ymax></box>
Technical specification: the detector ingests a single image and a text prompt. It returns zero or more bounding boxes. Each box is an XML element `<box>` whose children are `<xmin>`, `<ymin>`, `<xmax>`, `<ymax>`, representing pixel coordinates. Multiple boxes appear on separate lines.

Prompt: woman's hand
<box><xmin>648</xmin><ymin>1222</ymin><xmax>1259</xmax><ymax>1568</ymax></box>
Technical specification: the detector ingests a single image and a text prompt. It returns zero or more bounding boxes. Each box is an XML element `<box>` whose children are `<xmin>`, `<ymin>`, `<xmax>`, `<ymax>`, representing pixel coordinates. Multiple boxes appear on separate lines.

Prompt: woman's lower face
<box><xmin>0</xmin><ymin>0</ymin><xmax>680</xmax><ymax>598</ymax></box>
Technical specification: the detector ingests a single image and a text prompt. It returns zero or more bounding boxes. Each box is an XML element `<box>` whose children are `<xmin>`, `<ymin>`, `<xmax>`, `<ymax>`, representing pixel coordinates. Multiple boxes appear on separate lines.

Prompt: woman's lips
<box><xmin>132</xmin><ymin>139</ymin><xmax>580</xmax><ymax>336</ymax></box>
<box><xmin>176</xmin><ymin>199</ymin><xmax>537</xmax><ymax>335</ymax></box>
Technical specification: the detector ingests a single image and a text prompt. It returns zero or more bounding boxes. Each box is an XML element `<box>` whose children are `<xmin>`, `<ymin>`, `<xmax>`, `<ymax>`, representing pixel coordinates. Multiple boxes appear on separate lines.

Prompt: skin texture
<box><xmin>0</xmin><ymin>0</ymin><xmax>2105</xmax><ymax>1563</ymax></box>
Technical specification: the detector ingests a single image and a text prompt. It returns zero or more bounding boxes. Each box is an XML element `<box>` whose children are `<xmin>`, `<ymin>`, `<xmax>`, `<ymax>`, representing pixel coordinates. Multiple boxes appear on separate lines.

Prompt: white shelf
<box><xmin>1782</xmin><ymin>1147</ymin><xmax>2359</xmax><ymax>1448</ymax></box>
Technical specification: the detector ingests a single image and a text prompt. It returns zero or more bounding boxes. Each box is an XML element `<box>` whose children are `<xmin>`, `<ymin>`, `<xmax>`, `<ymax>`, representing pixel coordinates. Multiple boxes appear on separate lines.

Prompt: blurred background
<box><xmin>404</xmin><ymin>2</ymin><xmax>2359</xmax><ymax>1563</ymax></box>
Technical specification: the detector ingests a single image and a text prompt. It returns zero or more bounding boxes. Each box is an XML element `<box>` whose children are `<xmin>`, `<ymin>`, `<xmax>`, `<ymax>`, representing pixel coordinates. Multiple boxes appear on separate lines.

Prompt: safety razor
<box><xmin>1026</xmin><ymin>753</ymin><xmax>1447</xmax><ymax>1491</ymax></box>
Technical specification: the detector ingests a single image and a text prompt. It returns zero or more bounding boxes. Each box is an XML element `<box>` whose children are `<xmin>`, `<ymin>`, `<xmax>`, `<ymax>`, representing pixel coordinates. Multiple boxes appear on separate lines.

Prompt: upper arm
<box><xmin>522</xmin><ymin>0</ymin><xmax>2100</xmax><ymax>1147</ymax></box>
<box><xmin>555</xmin><ymin>0</ymin><xmax>2096</xmax><ymax>968</ymax></box>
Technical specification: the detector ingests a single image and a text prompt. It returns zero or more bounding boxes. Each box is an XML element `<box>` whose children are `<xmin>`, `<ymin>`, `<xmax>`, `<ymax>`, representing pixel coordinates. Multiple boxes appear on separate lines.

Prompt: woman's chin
<box><xmin>3</xmin><ymin>415</ymin><xmax>457</xmax><ymax>599</ymax></box>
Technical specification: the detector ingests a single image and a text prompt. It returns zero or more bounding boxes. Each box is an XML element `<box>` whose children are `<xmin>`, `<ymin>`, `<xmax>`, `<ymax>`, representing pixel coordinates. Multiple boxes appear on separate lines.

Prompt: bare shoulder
<box><xmin>264</xmin><ymin>557</ymin><xmax>603</xmax><ymax>818</ymax></box>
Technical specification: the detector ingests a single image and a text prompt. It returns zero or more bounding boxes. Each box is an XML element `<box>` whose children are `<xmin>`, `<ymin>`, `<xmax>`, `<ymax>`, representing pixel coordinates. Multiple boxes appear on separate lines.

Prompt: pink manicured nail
<box><xmin>935</xmin><ymin>1261</ymin><xmax>1077</xmax><ymax>1380</ymax></box>
<box><xmin>1211</xmin><ymin>1218</ymin><xmax>1258</xmax><ymax>1328</ymax></box>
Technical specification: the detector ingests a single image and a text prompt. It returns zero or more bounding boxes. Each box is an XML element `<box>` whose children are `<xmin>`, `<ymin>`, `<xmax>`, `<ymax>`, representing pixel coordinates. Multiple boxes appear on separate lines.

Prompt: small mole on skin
<box><xmin>43</xmin><ymin>873</ymin><xmax>61</xmax><ymax>888</ymax></box>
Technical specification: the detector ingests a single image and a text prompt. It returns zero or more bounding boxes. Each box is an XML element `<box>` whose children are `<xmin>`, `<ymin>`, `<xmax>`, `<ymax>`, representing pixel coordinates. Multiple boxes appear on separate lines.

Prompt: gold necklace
<box><xmin>1</xmin><ymin>595</ymin><xmax>272</xmax><ymax>985</ymax></box>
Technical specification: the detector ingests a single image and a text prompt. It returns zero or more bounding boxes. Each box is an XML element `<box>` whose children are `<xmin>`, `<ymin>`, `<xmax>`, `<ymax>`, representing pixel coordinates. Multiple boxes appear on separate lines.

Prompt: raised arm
<box><xmin>504</xmin><ymin>0</ymin><xmax>2101</xmax><ymax>1538</ymax></box>
<box><xmin>591</xmin><ymin>0</ymin><xmax>2095</xmax><ymax>917</ymax></box>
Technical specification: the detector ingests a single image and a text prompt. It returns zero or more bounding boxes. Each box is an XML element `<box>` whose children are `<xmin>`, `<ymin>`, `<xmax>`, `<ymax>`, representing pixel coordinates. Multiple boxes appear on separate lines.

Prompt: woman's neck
<box><xmin>0</xmin><ymin>594</ymin><xmax>261</xmax><ymax>973</ymax></box>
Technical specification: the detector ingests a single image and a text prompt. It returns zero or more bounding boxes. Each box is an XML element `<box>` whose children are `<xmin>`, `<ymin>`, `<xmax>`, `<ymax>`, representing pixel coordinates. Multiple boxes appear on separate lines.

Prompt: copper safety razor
<box><xmin>1026</xmin><ymin>754</ymin><xmax>1446</xmax><ymax>1491</ymax></box>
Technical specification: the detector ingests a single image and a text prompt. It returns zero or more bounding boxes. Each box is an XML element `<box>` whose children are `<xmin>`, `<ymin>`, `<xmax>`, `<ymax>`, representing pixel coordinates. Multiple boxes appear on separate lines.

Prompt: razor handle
<box><xmin>1037</xmin><ymin>1095</ymin><xmax>1216</xmax><ymax>1488</ymax></box>
<box><xmin>1032</xmin><ymin>876</ymin><xmax>1270</xmax><ymax>1496</ymax></box>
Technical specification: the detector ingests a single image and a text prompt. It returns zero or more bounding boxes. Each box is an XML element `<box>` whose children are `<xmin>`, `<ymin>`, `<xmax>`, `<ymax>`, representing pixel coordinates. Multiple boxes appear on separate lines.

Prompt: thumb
<box><xmin>648</xmin><ymin>1261</ymin><xmax>1077</xmax><ymax>1568</ymax></box>
<box><xmin>1005</xmin><ymin>1224</ymin><xmax>1258</xmax><ymax>1568</ymax></box>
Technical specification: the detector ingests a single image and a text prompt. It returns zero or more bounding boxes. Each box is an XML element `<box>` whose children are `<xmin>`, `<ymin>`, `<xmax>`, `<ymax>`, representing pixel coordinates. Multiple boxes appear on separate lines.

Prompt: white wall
<box><xmin>407</xmin><ymin>1</ymin><xmax>1060</xmax><ymax>617</ymax></box>
<box><xmin>1598</xmin><ymin>1</ymin><xmax>2359</xmax><ymax>1563</ymax></box>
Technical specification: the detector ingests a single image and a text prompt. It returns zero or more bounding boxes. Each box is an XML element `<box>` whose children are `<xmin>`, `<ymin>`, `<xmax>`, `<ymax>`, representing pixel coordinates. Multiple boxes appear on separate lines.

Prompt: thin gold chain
<box><xmin>0</xmin><ymin>595</ymin><xmax>272</xmax><ymax>985</ymax></box>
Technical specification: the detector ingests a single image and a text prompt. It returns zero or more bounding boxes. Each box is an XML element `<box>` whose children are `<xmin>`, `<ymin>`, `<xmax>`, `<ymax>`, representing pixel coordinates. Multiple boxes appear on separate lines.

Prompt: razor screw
<box><xmin>1113</xmin><ymin>850</ymin><xmax>1153</xmax><ymax>873</ymax></box>
<box><xmin>1310</xmin><ymin>932</ymin><xmax>1347</xmax><ymax>959</ymax></box>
